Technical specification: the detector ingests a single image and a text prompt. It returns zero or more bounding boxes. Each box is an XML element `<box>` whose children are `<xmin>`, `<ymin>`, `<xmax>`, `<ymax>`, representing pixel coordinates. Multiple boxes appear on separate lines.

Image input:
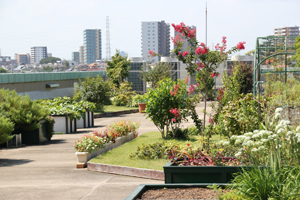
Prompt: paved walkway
<box><xmin>0</xmin><ymin>102</ymin><xmax>213</xmax><ymax>200</ymax></box>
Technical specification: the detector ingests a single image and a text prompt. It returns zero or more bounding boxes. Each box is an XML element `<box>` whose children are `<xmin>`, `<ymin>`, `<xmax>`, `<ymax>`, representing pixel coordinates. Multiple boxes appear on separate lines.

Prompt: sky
<box><xmin>0</xmin><ymin>0</ymin><xmax>299</xmax><ymax>60</ymax></box>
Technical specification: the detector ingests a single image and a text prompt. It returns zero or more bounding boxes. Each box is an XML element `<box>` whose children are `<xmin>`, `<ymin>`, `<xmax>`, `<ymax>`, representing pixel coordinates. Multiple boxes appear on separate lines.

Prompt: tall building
<box><xmin>274</xmin><ymin>26</ymin><xmax>299</xmax><ymax>46</ymax></box>
<box><xmin>141</xmin><ymin>20</ymin><xmax>170</xmax><ymax>61</ymax></box>
<box><xmin>47</xmin><ymin>53</ymin><xmax>52</xmax><ymax>57</ymax></box>
<box><xmin>83</xmin><ymin>29</ymin><xmax>102</xmax><ymax>64</ymax></box>
<box><xmin>174</xmin><ymin>25</ymin><xmax>196</xmax><ymax>51</ymax></box>
<box><xmin>79</xmin><ymin>46</ymin><xmax>85</xmax><ymax>64</ymax></box>
<box><xmin>15</xmin><ymin>53</ymin><xmax>30</xmax><ymax>64</ymax></box>
<box><xmin>72</xmin><ymin>52</ymin><xmax>80</xmax><ymax>62</ymax></box>
<box><xmin>31</xmin><ymin>46</ymin><xmax>47</xmax><ymax>63</ymax></box>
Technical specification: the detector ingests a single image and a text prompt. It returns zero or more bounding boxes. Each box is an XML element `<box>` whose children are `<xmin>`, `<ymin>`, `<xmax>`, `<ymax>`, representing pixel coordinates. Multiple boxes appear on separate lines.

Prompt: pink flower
<box><xmin>172</xmin><ymin>118</ymin><xmax>176</xmax><ymax>122</ymax></box>
<box><xmin>171</xmin><ymin>34</ymin><xmax>183</xmax><ymax>46</ymax></box>
<box><xmin>178</xmin><ymin>52</ymin><xmax>182</xmax><ymax>56</ymax></box>
<box><xmin>188</xmin><ymin>84</ymin><xmax>195</xmax><ymax>95</ymax></box>
<box><xmin>182</xmin><ymin>51</ymin><xmax>189</xmax><ymax>57</ymax></box>
<box><xmin>209</xmin><ymin>117</ymin><xmax>214</xmax><ymax>124</ymax></box>
<box><xmin>197</xmin><ymin>62</ymin><xmax>205</xmax><ymax>71</ymax></box>
<box><xmin>185</xmin><ymin>76</ymin><xmax>189</xmax><ymax>83</ymax></box>
<box><xmin>195</xmin><ymin>47</ymin><xmax>208</xmax><ymax>55</ymax></box>
<box><xmin>237</xmin><ymin>41</ymin><xmax>246</xmax><ymax>50</ymax></box>
<box><xmin>148</xmin><ymin>50</ymin><xmax>158</xmax><ymax>57</ymax></box>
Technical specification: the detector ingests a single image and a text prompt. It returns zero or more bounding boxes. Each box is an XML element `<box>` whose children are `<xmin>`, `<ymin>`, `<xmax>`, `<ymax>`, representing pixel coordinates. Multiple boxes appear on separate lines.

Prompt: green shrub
<box><xmin>0</xmin><ymin>114</ymin><xmax>14</xmax><ymax>144</ymax></box>
<box><xmin>0</xmin><ymin>89</ymin><xmax>49</xmax><ymax>131</ymax></box>
<box><xmin>45</xmin><ymin>116</ymin><xmax>55</xmax><ymax>140</ymax></box>
<box><xmin>111</xmin><ymin>81</ymin><xmax>135</xmax><ymax>106</ymax></box>
<box><xmin>73</xmin><ymin>76</ymin><xmax>111</xmax><ymax>112</ymax></box>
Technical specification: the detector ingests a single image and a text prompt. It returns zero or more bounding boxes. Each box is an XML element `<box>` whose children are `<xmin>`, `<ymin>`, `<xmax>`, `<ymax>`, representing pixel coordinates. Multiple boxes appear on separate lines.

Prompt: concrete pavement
<box><xmin>0</xmin><ymin>102</ymin><xmax>213</xmax><ymax>200</ymax></box>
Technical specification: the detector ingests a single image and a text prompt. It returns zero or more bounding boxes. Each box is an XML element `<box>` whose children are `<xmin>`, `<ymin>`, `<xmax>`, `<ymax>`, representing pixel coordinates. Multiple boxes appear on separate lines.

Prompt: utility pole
<box><xmin>205</xmin><ymin>2</ymin><xmax>207</xmax><ymax>45</ymax></box>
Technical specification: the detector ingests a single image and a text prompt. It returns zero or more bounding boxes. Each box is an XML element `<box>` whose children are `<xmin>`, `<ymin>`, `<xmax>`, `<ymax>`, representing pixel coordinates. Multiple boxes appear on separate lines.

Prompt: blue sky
<box><xmin>0</xmin><ymin>0</ymin><xmax>299</xmax><ymax>60</ymax></box>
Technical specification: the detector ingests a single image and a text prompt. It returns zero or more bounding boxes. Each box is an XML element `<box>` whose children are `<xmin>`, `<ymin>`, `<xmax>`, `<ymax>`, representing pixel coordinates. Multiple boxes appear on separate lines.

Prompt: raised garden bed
<box><xmin>164</xmin><ymin>161</ymin><xmax>247</xmax><ymax>184</ymax></box>
<box><xmin>21</xmin><ymin>120</ymin><xmax>49</xmax><ymax>145</ymax></box>
<box><xmin>76</xmin><ymin>132</ymin><xmax>135</xmax><ymax>168</ymax></box>
<box><xmin>125</xmin><ymin>183</ymin><xmax>228</xmax><ymax>200</ymax></box>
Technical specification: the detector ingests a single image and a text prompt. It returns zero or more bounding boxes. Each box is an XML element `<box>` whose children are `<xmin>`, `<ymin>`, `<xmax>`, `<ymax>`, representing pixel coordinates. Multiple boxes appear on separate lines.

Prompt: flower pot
<box><xmin>164</xmin><ymin>161</ymin><xmax>248</xmax><ymax>184</ymax></box>
<box><xmin>138</xmin><ymin>103</ymin><xmax>147</xmax><ymax>113</ymax></box>
<box><xmin>75</xmin><ymin>152</ymin><xmax>90</xmax><ymax>164</ymax></box>
<box><xmin>125</xmin><ymin>183</ymin><xmax>227</xmax><ymax>200</ymax></box>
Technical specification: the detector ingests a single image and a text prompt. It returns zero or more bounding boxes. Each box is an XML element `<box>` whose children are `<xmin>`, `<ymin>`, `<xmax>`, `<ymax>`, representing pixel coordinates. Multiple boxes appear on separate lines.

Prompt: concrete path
<box><xmin>0</xmin><ymin>102</ymin><xmax>214</xmax><ymax>200</ymax></box>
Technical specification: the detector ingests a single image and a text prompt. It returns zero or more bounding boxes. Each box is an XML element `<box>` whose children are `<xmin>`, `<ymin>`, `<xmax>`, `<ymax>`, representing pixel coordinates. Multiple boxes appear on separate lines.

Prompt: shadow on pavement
<box><xmin>0</xmin><ymin>158</ymin><xmax>32</xmax><ymax>167</ymax></box>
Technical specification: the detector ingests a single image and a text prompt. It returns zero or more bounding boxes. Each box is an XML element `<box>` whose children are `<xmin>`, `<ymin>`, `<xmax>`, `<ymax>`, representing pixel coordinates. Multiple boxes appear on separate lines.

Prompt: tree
<box><xmin>106</xmin><ymin>50</ymin><xmax>131</xmax><ymax>87</ymax></box>
<box><xmin>64</xmin><ymin>61</ymin><xmax>69</xmax><ymax>67</ymax></box>
<box><xmin>139</xmin><ymin>62</ymin><xmax>175</xmax><ymax>89</ymax></box>
<box><xmin>73</xmin><ymin>76</ymin><xmax>111</xmax><ymax>112</ymax></box>
<box><xmin>0</xmin><ymin>68</ymin><xmax>8</xmax><ymax>73</ymax></box>
<box><xmin>40</xmin><ymin>57</ymin><xmax>61</xmax><ymax>64</ymax></box>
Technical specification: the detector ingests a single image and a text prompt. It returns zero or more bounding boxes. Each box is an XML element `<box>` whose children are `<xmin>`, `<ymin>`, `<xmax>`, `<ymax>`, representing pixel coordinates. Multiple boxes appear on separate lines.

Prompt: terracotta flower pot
<box><xmin>138</xmin><ymin>103</ymin><xmax>147</xmax><ymax>113</ymax></box>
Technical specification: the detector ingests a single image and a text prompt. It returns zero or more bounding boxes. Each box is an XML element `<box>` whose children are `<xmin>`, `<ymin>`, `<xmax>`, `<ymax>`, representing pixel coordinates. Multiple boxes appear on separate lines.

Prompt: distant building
<box><xmin>15</xmin><ymin>53</ymin><xmax>30</xmax><ymax>64</ymax></box>
<box><xmin>274</xmin><ymin>26</ymin><xmax>299</xmax><ymax>46</ymax></box>
<box><xmin>79</xmin><ymin>46</ymin><xmax>84</xmax><ymax>64</ymax></box>
<box><xmin>47</xmin><ymin>53</ymin><xmax>52</xmax><ymax>57</ymax></box>
<box><xmin>83</xmin><ymin>29</ymin><xmax>102</xmax><ymax>64</ymax></box>
<box><xmin>72</xmin><ymin>52</ymin><xmax>80</xmax><ymax>62</ymax></box>
<box><xmin>174</xmin><ymin>25</ymin><xmax>196</xmax><ymax>52</ymax></box>
<box><xmin>127</xmin><ymin>57</ymin><xmax>146</xmax><ymax>93</ymax></box>
<box><xmin>31</xmin><ymin>46</ymin><xmax>47</xmax><ymax>63</ymax></box>
<box><xmin>120</xmin><ymin>51</ymin><xmax>127</xmax><ymax>58</ymax></box>
<box><xmin>141</xmin><ymin>21</ymin><xmax>170</xmax><ymax>61</ymax></box>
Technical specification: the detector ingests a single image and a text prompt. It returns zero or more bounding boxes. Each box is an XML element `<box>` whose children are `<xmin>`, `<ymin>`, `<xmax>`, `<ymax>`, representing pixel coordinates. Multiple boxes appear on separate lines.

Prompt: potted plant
<box><xmin>132</xmin><ymin>94</ymin><xmax>148</xmax><ymax>113</ymax></box>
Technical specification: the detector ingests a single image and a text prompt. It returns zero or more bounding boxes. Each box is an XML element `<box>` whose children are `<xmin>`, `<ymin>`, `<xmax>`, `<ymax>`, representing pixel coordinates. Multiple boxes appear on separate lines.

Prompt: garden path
<box><xmin>0</xmin><ymin>101</ymin><xmax>214</xmax><ymax>200</ymax></box>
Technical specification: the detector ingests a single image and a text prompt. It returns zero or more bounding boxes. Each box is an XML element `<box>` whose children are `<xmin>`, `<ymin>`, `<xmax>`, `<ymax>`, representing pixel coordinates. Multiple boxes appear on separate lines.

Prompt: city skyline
<box><xmin>0</xmin><ymin>0</ymin><xmax>300</xmax><ymax>60</ymax></box>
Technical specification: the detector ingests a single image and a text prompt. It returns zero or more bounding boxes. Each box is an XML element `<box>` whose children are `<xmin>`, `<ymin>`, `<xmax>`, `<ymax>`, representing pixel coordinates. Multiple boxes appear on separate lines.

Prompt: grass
<box><xmin>90</xmin><ymin>131</ymin><xmax>222</xmax><ymax>171</ymax></box>
<box><xmin>101</xmin><ymin>105</ymin><xmax>138</xmax><ymax>113</ymax></box>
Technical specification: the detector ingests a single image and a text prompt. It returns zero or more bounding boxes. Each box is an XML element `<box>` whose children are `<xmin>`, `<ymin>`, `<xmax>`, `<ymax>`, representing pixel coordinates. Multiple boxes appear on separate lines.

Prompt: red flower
<box><xmin>209</xmin><ymin>117</ymin><xmax>214</xmax><ymax>124</ymax></box>
<box><xmin>187</xmin><ymin>143</ymin><xmax>190</xmax><ymax>147</ymax></box>
<box><xmin>236</xmin><ymin>41</ymin><xmax>246</xmax><ymax>50</ymax></box>
<box><xmin>182</xmin><ymin>51</ymin><xmax>189</xmax><ymax>57</ymax></box>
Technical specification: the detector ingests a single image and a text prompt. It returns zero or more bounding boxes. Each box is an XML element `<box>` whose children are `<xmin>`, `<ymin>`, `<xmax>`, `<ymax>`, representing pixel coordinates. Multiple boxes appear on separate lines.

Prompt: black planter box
<box><xmin>164</xmin><ymin>161</ymin><xmax>249</xmax><ymax>184</ymax></box>
<box><xmin>21</xmin><ymin>120</ymin><xmax>49</xmax><ymax>145</ymax></box>
<box><xmin>125</xmin><ymin>183</ymin><xmax>227</xmax><ymax>200</ymax></box>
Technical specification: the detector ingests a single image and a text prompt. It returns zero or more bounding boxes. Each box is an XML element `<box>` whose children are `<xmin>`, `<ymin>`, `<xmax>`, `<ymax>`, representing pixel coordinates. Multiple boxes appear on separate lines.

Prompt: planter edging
<box><xmin>87</xmin><ymin>162</ymin><xmax>164</xmax><ymax>180</ymax></box>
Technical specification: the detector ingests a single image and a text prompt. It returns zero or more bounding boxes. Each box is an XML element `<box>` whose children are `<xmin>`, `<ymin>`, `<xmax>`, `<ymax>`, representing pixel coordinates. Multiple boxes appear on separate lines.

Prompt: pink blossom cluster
<box><xmin>215</xmin><ymin>36</ymin><xmax>227</xmax><ymax>54</ymax></box>
<box><xmin>171</xmin><ymin>34</ymin><xmax>183</xmax><ymax>46</ymax></box>
<box><xmin>236</xmin><ymin>41</ymin><xmax>246</xmax><ymax>50</ymax></box>
<box><xmin>188</xmin><ymin>84</ymin><xmax>196</xmax><ymax>95</ymax></box>
<box><xmin>171</xmin><ymin>22</ymin><xmax>196</xmax><ymax>38</ymax></box>
<box><xmin>169</xmin><ymin>108</ymin><xmax>181</xmax><ymax>122</ymax></box>
<box><xmin>184</xmin><ymin>76</ymin><xmax>189</xmax><ymax>84</ymax></box>
<box><xmin>209</xmin><ymin>117</ymin><xmax>214</xmax><ymax>124</ymax></box>
<box><xmin>197</xmin><ymin>62</ymin><xmax>205</xmax><ymax>71</ymax></box>
<box><xmin>195</xmin><ymin>43</ymin><xmax>209</xmax><ymax>55</ymax></box>
<box><xmin>182</xmin><ymin>51</ymin><xmax>189</xmax><ymax>57</ymax></box>
<box><xmin>148</xmin><ymin>50</ymin><xmax>157</xmax><ymax>57</ymax></box>
<box><xmin>169</xmin><ymin>84</ymin><xmax>180</xmax><ymax>96</ymax></box>
<box><xmin>210</xmin><ymin>72</ymin><xmax>220</xmax><ymax>78</ymax></box>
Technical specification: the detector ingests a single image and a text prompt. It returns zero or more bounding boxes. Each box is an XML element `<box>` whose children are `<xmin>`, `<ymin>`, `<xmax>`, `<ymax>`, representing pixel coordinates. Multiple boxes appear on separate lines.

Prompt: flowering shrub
<box><xmin>74</xmin><ymin>133</ymin><xmax>104</xmax><ymax>153</ymax></box>
<box><xmin>167</xmin><ymin>143</ymin><xmax>240</xmax><ymax>166</ymax></box>
<box><xmin>74</xmin><ymin>120</ymin><xmax>140</xmax><ymax>153</ymax></box>
<box><xmin>171</xmin><ymin>22</ymin><xmax>246</xmax><ymax>131</ymax></box>
<box><xmin>218</xmin><ymin>107</ymin><xmax>300</xmax><ymax>165</ymax></box>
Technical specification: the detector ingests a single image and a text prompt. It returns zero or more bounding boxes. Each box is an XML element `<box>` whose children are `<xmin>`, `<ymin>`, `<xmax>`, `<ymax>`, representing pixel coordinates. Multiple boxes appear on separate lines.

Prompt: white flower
<box><xmin>275</xmin><ymin>107</ymin><xmax>283</xmax><ymax>113</ymax></box>
<box><xmin>244</xmin><ymin>132</ymin><xmax>253</xmax><ymax>137</ymax></box>
<box><xmin>221</xmin><ymin>141</ymin><xmax>230</xmax><ymax>146</ymax></box>
<box><xmin>235</xmin><ymin>152</ymin><xmax>242</xmax><ymax>157</ymax></box>
<box><xmin>296</xmin><ymin>126</ymin><xmax>300</xmax><ymax>132</ymax></box>
<box><xmin>275</xmin><ymin>113</ymin><xmax>281</xmax><ymax>119</ymax></box>
<box><xmin>268</xmin><ymin>134</ymin><xmax>277</xmax><ymax>140</ymax></box>
<box><xmin>244</xmin><ymin>140</ymin><xmax>255</xmax><ymax>147</ymax></box>
<box><xmin>277</xmin><ymin>128</ymin><xmax>284</xmax><ymax>134</ymax></box>
<box><xmin>258</xmin><ymin>146</ymin><xmax>265</xmax><ymax>151</ymax></box>
<box><xmin>252</xmin><ymin>148</ymin><xmax>259</xmax><ymax>152</ymax></box>
<box><xmin>261</xmin><ymin>139</ymin><xmax>269</xmax><ymax>143</ymax></box>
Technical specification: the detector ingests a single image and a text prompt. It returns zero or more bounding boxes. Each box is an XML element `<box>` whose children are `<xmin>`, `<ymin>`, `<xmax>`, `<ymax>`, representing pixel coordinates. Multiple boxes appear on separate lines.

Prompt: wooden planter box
<box><xmin>164</xmin><ymin>161</ymin><xmax>247</xmax><ymax>184</ymax></box>
<box><xmin>75</xmin><ymin>132</ymin><xmax>134</xmax><ymax>168</ymax></box>
<box><xmin>21</xmin><ymin>120</ymin><xmax>49</xmax><ymax>145</ymax></box>
<box><xmin>52</xmin><ymin>114</ymin><xmax>76</xmax><ymax>134</ymax></box>
<box><xmin>125</xmin><ymin>183</ymin><xmax>227</xmax><ymax>200</ymax></box>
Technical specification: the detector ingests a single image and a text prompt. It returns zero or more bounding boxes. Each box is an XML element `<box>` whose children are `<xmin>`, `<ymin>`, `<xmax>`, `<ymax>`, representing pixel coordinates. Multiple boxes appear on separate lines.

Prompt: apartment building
<box><xmin>83</xmin><ymin>29</ymin><xmax>102</xmax><ymax>64</ymax></box>
<box><xmin>141</xmin><ymin>21</ymin><xmax>170</xmax><ymax>61</ymax></box>
<box><xmin>31</xmin><ymin>46</ymin><xmax>47</xmax><ymax>63</ymax></box>
<box><xmin>15</xmin><ymin>53</ymin><xmax>30</xmax><ymax>64</ymax></box>
<box><xmin>274</xmin><ymin>26</ymin><xmax>299</xmax><ymax>46</ymax></box>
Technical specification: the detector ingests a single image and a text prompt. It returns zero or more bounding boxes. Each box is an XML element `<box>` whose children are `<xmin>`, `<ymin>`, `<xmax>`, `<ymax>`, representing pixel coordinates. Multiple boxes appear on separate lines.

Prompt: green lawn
<box><xmin>89</xmin><ymin>131</ymin><xmax>222</xmax><ymax>171</ymax></box>
<box><xmin>101</xmin><ymin>105</ymin><xmax>138</xmax><ymax>113</ymax></box>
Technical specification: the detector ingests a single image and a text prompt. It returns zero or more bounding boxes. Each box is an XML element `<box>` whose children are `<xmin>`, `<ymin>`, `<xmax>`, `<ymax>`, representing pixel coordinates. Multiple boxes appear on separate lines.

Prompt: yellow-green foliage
<box><xmin>0</xmin><ymin>115</ymin><xmax>14</xmax><ymax>144</ymax></box>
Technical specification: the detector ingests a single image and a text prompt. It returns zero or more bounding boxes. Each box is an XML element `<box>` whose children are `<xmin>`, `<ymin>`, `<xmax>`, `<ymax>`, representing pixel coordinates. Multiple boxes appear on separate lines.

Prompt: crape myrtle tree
<box><xmin>169</xmin><ymin>22</ymin><xmax>246</xmax><ymax>131</ymax></box>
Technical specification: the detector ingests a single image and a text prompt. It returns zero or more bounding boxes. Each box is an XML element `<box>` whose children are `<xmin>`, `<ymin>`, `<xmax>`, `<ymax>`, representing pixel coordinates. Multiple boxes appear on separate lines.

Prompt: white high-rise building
<box><xmin>31</xmin><ymin>46</ymin><xmax>47</xmax><ymax>63</ymax></box>
<box><xmin>141</xmin><ymin>20</ymin><xmax>170</xmax><ymax>61</ymax></box>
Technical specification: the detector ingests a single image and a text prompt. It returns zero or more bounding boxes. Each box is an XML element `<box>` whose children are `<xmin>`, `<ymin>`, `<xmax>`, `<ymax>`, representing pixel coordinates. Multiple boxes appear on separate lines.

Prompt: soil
<box><xmin>137</xmin><ymin>187</ymin><xmax>228</xmax><ymax>200</ymax></box>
